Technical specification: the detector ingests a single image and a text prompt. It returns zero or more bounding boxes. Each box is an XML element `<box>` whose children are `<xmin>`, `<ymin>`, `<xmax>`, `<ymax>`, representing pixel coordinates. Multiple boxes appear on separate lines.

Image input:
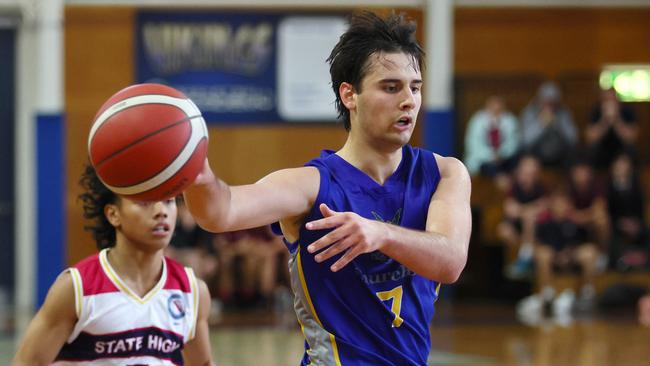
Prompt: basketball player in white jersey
<box><xmin>12</xmin><ymin>165</ymin><xmax>215</xmax><ymax>366</ymax></box>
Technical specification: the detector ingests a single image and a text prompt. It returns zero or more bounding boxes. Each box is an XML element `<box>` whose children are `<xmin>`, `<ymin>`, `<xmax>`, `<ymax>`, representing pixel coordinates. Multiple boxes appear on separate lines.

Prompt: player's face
<box><xmin>353</xmin><ymin>52</ymin><xmax>422</xmax><ymax>150</ymax></box>
<box><xmin>108</xmin><ymin>197</ymin><xmax>178</xmax><ymax>252</ymax></box>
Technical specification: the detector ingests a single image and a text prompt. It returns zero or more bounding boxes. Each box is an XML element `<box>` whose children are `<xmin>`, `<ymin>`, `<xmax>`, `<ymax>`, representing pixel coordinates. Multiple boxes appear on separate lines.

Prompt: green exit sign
<box><xmin>600</xmin><ymin>65</ymin><xmax>650</xmax><ymax>102</ymax></box>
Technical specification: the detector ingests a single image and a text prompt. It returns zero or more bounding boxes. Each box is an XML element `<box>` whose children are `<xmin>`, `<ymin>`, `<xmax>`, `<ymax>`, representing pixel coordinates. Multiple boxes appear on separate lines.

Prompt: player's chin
<box><xmin>386</xmin><ymin>133</ymin><xmax>411</xmax><ymax>147</ymax></box>
<box><xmin>145</xmin><ymin>237</ymin><xmax>172</xmax><ymax>251</ymax></box>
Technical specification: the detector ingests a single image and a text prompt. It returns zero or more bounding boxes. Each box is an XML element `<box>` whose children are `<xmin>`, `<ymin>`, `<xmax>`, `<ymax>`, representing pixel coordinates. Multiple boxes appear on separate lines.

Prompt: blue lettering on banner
<box><xmin>136</xmin><ymin>11</ymin><xmax>281</xmax><ymax>123</ymax></box>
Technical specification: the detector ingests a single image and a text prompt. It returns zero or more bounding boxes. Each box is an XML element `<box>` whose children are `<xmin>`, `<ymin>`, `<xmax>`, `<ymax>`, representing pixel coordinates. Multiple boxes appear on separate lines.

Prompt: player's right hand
<box><xmin>190</xmin><ymin>159</ymin><xmax>216</xmax><ymax>186</ymax></box>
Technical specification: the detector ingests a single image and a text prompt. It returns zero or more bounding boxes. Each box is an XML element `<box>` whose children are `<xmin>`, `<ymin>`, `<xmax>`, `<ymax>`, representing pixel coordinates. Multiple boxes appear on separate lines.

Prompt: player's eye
<box><xmin>384</xmin><ymin>84</ymin><xmax>398</xmax><ymax>93</ymax></box>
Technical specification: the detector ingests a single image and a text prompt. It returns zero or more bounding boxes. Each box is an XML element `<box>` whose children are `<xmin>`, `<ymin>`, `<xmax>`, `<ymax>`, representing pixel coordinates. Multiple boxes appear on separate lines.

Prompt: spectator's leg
<box><xmin>575</xmin><ymin>243</ymin><xmax>599</xmax><ymax>309</ymax></box>
<box><xmin>534</xmin><ymin>244</ymin><xmax>555</xmax><ymax>295</ymax></box>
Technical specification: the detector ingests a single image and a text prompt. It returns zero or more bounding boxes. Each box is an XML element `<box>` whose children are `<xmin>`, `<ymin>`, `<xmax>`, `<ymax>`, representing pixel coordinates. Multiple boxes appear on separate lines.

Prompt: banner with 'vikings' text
<box><xmin>136</xmin><ymin>11</ymin><xmax>346</xmax><ymax>124</ymax></box>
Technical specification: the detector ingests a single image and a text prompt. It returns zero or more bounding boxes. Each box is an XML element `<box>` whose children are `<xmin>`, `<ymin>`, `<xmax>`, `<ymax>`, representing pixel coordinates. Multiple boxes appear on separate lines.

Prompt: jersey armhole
<box><xmin>64</xmin><ymin>267</ymin><xmax>83</xmax><ymax>319</ymax></box>
<box><xmin>295</xmin><ymin>163</ymin><xmax>330</xmax><ymax>246</ymax></box>
<box><xmin>428</xmin><ymin>152</ymin><xmax>442</xmax><ymax>189</ymax></box>
<box><xmin>274</xmin><ymin>164</ymin><xmax>328</xmax><ymax>252</ymax></box>
<box><xmin>185</xmin><ymin>267</ymin><xmax>200</xmax><ymax>341</ymax></box>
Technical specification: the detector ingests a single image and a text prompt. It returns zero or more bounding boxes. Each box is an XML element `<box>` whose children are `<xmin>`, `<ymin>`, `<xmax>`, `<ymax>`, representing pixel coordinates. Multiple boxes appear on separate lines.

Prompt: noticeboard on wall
<box><xmin>136</xmin><ymin>11</ymin><xmax>346</xmax><ymax>124</ymax></box>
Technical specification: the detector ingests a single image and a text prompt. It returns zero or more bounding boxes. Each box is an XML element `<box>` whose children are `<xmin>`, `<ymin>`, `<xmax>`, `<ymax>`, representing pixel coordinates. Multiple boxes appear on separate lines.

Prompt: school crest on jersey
<box><xmin>370</xmin><ymin>209</ymin><xmax>402</xmax><ymax>262</ymax></box>
<box><xmin>167</xmin><ymin>294</ymin><xmax>186</xmax><ymax>320</ymax></box>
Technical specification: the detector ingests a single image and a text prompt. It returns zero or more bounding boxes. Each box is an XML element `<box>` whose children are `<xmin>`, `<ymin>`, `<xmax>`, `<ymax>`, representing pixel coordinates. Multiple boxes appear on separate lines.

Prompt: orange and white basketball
<box><xmin>88</xmin><ymin>83</ymin><xmax>208</xmax><ymax>202</ymax></box>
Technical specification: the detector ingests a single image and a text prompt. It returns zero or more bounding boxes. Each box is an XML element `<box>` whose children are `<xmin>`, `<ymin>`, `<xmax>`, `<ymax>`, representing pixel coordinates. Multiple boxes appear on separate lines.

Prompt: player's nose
<box><xmin>152</xmin><ymin>201</ymin><xmax>169</xmax><ymax>218</ymax></box>
<box><xmin>399</xmin><ymin>88</ymin><xmax>416</xmax><ymax>110</ymax></box>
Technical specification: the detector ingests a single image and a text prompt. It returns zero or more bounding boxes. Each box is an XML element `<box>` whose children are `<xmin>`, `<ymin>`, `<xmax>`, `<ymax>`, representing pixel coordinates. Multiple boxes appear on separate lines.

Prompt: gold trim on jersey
<box><xmin>99</xmin><ymin>249</ymin><xmax>167</xmax><ymax>304</ymax></box>
<box><xmin>186</xmin><ymin>267</ymin><xmax>199</xmax><ymax>340</ymax></box>
<box><xmin>297</xmin><ymin>248</ymin><xmax>342</xmax><ymax>366</ymax></box>
<box><xmin>68</xmin><ymin>268</ymin><xmax>83</xmax><ymax>318</ymax></box>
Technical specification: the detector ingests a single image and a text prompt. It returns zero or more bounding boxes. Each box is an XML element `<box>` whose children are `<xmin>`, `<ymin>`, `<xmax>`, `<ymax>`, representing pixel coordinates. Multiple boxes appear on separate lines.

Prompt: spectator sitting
<box><xmin>586</xmin><ymin>87</ymin><xmax>638</xmax><ymax>170</ymax></box>
<box><xmin>463</xmin><ymin>95</ymin><xmax>519</xmax><ymax>191</ymax></box>
<box><xmin>497</xmin><ymin>154</ymin><xmax>548</xmax><ymax>280</ymax></box>
<box><xmin>566</xmin><ymin>156</ymin><xmax>610</xmax><ymax>250</ymax></box>
<box><xmin>214</xmin><ymin>225</ymin><xmax>288</xmax><ymax>309</ymax></box>
<box><xmin>517</xmin><ymin>190</ymin><xmax>601</xmax><ymax>320</ymax></box>
<box><xmin>520</xmin><ymin>82</ymin><xmax>578</xmax><ymax>167</ymax></box>
<box><xmin>606</xmin><ymin>150</ymin><xmax>648</xmax><ymax>271</ymax></box>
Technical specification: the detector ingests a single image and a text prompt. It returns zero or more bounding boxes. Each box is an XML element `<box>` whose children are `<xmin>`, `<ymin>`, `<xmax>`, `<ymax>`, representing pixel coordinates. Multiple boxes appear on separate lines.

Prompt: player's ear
<box><xmin>339</xmin><ymin>82</ymin><xmax>356</xmax><ymax>110</ymax></box>
<box><xmin>104</xmin><ymin>203</ymin><xmax>120</xmax><ymax>228</ymax></box>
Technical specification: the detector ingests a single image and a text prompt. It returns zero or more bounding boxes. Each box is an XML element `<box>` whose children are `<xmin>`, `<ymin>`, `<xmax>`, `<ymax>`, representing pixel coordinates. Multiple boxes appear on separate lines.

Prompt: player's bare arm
<box><xmin>305</xmin><ymin>155</ymin><xmax>471</xmax><ymax>283</ymax></box>
<box><xmin>11</xmin><ymin>272</ymin><xmax>78</xmax><ymax>366</ymax></box>
<box><xmin>184</xmin><ymin>159</ymin><xmax>319</xmax><ymax>233</ymax></box>
<box><xmin>182</xmin><ymin>279</ymin><xmax>215</xmax><ymax>366</ymax></box>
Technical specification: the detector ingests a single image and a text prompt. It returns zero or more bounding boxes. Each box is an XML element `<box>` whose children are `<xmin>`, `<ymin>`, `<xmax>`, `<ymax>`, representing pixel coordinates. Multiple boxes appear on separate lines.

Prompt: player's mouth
<box><xmin>152</xmin><ymin>223</ymin><xmax>171</xmax><ymax>236</ymax></box>
<box><xmin>394</xmin><ymin>116</ymin><xmax>413</xmax><ymax>130</ymax></box>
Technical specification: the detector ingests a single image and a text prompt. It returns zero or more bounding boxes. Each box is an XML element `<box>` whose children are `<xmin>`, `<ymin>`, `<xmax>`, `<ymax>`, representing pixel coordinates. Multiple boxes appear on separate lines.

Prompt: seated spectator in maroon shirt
<box><xmin>565</xmin><ymin>156</ymin><xmax>609</xmax><ymax>249</ymax></box>
<box><xmin>214</xmin><ymin>226</ymin><xmax>288</xmax><ymax>308</ymax></box>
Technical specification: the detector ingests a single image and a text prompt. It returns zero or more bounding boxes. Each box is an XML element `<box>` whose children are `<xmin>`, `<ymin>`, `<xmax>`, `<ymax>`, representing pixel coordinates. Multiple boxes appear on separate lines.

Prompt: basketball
<box><xmin>88</xmin><ymin>83</ymin><xmax>209</xmax><ymax>202</ymax></box>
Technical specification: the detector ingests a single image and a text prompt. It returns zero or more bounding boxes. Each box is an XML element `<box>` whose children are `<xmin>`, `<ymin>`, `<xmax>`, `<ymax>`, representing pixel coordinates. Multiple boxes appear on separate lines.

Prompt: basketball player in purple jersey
<box><xmin>185</xmin><ymin>11</ymin><xmax>471</xmax><ymax>365</ymax></box>
<box><xmin>12</xmin><ymin>165</ymin><xmax>215</xmax><ymax>366</ymax></box>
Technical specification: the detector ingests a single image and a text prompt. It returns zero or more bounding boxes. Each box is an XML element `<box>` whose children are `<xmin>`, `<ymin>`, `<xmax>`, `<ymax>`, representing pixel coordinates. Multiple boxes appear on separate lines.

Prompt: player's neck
<box><xmin>106</xmin><ymin>244</ymin><xmax>164</xmax><ymax>297</ymax></box>
<box><xmin>337</xmin><ymin>138</ymin><xmax>403</xmax><ymax>185</ymax></box>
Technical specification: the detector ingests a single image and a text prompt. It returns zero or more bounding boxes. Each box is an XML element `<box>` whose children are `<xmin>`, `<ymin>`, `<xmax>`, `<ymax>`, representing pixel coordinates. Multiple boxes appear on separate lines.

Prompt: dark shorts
<box><xmin>536</xmin><ymin>220</ymin><xmax>588</xmax><ymax>251</ymax></box>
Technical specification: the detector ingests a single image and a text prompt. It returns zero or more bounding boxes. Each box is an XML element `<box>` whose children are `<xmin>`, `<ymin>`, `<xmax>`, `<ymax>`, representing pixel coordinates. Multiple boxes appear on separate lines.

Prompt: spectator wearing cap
<box><xmin>520</xmin><ymin>82</ymin><xmax>578</xmax><ymax>167</ymax></box>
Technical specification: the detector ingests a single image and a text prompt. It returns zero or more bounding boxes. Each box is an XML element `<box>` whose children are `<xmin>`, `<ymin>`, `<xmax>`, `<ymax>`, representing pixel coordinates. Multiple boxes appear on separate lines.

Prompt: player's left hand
<box><xmin>305</xmin><ymin>203</ymin><xmax>387</xmax><ymax>272</ymax></box>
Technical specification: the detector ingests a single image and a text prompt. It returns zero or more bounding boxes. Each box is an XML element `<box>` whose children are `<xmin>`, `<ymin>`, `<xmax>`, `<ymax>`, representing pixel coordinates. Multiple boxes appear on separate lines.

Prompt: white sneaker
<box><xmin>517</xmin><ymin>295</ymin><xmax>543</xmax><ymax>316</ymax></box>
<box><xmin>575</xmin><ymin>285</ymin><xmax>596</xmax><ymax>312</ymax></box>
<box><xmin>552</xmin><ymin>289</ymin><xmax>575</xmax><ymax>317</ymax></box>
<box><xmin>516</xmin><ymin>294</ymin><xmax>544</xmax><ymax>326</ymax></box>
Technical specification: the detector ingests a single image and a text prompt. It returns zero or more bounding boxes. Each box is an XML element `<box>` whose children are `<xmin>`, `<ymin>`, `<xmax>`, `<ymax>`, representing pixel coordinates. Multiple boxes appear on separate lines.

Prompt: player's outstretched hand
<box><xmin>305</xmin><ymin>203</ymin><xmax>387</xmax><ymax>272</ymax></box>
<box><xmin>191</xmin><ymin>159</ymin><xmax>215</xmax><ymax>186</ymax></box>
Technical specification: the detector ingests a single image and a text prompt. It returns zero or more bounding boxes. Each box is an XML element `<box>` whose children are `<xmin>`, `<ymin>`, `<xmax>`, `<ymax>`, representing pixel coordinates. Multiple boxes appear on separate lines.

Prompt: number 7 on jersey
<box><xmin>376</xmin><ymin>285</ymin><xmax>404</xmax><ymax>327</ymax></box>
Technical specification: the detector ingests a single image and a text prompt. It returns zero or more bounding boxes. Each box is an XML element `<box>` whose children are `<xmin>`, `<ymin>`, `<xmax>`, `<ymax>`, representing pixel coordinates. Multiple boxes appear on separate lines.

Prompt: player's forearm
<box><xmin>184</xmin><ymin>173</ymin><xmax>233</xmax><ymax>233</ymax></box>
<box><xmin>379</xmin><ymin>224</ymin><xmax>469</xmax><ymax>283</ymax></box>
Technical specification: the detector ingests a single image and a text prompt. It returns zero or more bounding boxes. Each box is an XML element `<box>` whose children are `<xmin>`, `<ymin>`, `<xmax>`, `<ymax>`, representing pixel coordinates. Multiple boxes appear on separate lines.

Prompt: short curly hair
<box><xmin>78</xmin><ymin>164</ymin><xmax>118</xmax><ymax>249</ymax></box>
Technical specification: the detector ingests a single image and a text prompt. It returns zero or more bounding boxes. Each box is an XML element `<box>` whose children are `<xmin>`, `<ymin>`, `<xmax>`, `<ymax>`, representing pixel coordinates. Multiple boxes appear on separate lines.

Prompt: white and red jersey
<box><xmin>53</xmin><ymin>249</ymin><xmax>199</xmax><ymax>366</ymax></box>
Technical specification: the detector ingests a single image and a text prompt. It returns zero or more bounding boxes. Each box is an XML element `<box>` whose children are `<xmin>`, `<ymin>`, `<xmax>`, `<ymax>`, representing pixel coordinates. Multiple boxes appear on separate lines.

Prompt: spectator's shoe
<box><xmin>516</xmin><ymin>294</ymin><xmax>544</xmax><ymax>325</ymax></box>
<box><xmin>505</xmin><ymin>258</ymin><xmax>533</xmax><ymax>280</ymax></box>
<box><xmin>552</xmin><ymin>289</ymin><xmax>575</xmax><ymax>318</ymax></box>
<box><xmin>575</xmin><ymin>286</ymin><xmax>596</xmax><ymax>313</ymax></box>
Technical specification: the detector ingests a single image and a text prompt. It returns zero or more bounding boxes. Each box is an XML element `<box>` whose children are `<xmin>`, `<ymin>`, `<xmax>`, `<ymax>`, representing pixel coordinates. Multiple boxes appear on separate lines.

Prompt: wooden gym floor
<box><xmin>2</xmin><ymin>300</ymin><xmax>649</xmax><ymax>366</ymax></box>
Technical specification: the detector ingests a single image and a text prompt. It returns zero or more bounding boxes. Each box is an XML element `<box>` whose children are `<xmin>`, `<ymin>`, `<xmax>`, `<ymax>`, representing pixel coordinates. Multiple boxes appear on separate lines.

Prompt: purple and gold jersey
<box><xmin>284</xmin><ymin>145</ymin><xmax>441</xmax><ymax>366</ymax></box>
<box><xmin>53</xmin><ymin>249</ymin><xmax>199</xmax><ymax>365</ymax></box>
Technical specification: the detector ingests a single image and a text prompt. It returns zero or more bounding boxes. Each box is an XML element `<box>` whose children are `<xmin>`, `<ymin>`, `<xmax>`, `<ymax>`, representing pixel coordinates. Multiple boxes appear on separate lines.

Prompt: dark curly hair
<box><xmin>327</xmin><ymin>11</ymin><xmax>425</xmax><ymax>131</ymax></box>
<box><xmin>78</xmin><ymin>164</ymin><xmax>119</xmax><ymax>249</ymax></box>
